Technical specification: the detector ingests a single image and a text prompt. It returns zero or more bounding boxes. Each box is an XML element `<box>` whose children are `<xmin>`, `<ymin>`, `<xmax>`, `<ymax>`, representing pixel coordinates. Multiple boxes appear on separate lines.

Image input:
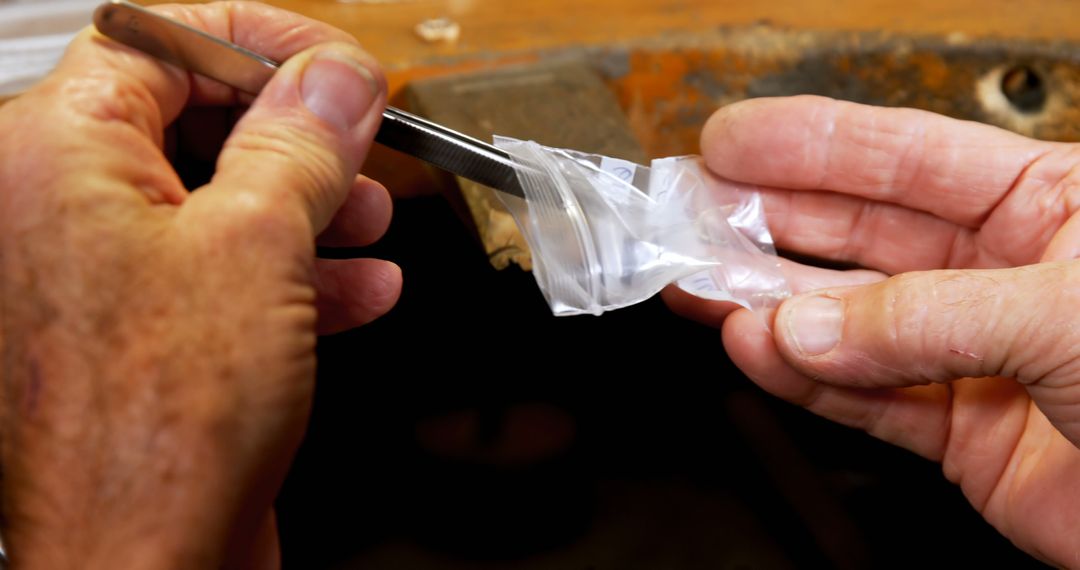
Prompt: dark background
<box><xmin>275</xmin><ymin>194</ymin><xmax>1046</xmax><ymax>569</ymax></box>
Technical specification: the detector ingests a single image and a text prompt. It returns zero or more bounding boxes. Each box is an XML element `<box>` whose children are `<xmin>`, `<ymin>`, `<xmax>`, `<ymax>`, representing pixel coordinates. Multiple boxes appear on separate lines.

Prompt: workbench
<box><xmin>24</xmin><ymin>2</ymin><xmax>1080</xmax><ymax>567</ymax></box>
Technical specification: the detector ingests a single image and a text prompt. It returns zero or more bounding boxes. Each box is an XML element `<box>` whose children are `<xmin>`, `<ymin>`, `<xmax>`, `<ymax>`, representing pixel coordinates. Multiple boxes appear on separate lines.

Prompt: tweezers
<box><xmin>92</xmin><ymin>0</ymin><xmax>527</xmax><ymax>197</ymax></box>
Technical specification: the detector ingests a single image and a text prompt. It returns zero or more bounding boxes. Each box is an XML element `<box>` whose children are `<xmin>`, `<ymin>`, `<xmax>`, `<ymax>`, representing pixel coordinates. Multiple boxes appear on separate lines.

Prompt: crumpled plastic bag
<box><xmin>492</xmin><ymin>136</ymin><xmax>790</xmax><ymax>316</ymax></box>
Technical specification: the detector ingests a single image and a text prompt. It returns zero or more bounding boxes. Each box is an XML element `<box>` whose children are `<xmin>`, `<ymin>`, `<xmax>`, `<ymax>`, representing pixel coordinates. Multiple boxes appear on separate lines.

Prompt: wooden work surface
<box><xmin>3</xmin><ymin>4</ymin><xmax>1067</xmax><ymax>567</ymax></box>
<box><xmin>151</xmin><ymin>0</ymin><xmax>1080</xmax><ymax>91</ymax></box>
<box><xmin>126</xmin><ymin>1</ymin><xmax>1080</xmax><ymax>207</ymax></box>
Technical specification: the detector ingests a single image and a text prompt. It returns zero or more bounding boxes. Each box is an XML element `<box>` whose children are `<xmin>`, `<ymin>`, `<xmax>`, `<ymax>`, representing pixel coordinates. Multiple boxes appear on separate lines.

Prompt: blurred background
<box><xmin>5</xmin><ymin>0</ymin><xmax>1077</xmax><ymax>567</ymax></box>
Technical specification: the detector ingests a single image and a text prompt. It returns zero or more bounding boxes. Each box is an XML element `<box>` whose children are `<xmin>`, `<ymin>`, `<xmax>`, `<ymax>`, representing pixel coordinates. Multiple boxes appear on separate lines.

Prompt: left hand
<box><xmin>664</xmin><ymin>95</ymin><xmax>1080</xmax><ymax>566</ymax></box>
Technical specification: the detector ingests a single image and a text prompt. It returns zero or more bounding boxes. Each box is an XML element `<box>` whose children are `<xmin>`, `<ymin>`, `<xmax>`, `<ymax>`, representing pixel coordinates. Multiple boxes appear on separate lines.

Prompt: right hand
<box><xmin>0</xmin><ymin>2</ymin><xmax>397</xmax><ymax>568</ymax></box>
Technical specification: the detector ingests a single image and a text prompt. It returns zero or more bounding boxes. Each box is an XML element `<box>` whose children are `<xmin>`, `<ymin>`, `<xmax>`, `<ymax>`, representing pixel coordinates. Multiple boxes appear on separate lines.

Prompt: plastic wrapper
<box><xmin>493</xmin><ymin>136</ymin><xmax>790</xmax><ymax>316</ymax></box>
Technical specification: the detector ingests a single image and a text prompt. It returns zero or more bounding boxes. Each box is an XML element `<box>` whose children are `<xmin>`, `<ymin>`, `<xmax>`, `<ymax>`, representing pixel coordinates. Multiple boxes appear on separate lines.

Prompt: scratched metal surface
<box><xmin>587</xmin><ymin>27</ymin><xmax>1080</xmax><ymax>158</ymax></box>
<box><xmin>359</xmin><ymin>27</ymin><xmax>1080</xmax><ymax>198</ymax></box>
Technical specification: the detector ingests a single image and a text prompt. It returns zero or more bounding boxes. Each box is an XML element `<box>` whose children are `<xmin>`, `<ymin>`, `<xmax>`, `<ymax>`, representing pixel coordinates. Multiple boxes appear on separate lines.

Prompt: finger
<box><xmin>770</xmin><ymin>261</ymin><xmax>1080</xmax><ymax>446</ymax></box>
<box><xmin>149</xmin><ymin>2</ymin><xmax>357</xmax><ymax>108</ymax></box>
<box><xmin>1042</xmin><ymin>209</ymin><xmax>1080</xmax><ymax>262</ymax></box>
<box><xmin>65</xmin><ymin>1</ymin><xmax>357</xmax><ymax>137</ymax></box>
<box><xmin>757</xmin><ymin>178</ymin><xmax>1072</xmax><ymax>272</ymax></box>
<box><xmin>722</xmin><ymin>307</ymin><xmax>955</xmax><ymax>459</ymax></box>
<box><xmin>317</xmin><ymin>175</ymin><xmax>393</xmax><ymax>247</ymax></box>
<box><xmin>724</xmin><ymin>305</ymin><xmax>1050</xmax><ymax>511</ymax></box>
<box><xmin>7</xmin><ymin>2</ymin><xmax>363</xmax><ymax>207</ymax></box>
<box><xmin>314</xmin><ymin>258</ymin><xmax>402</xmax><ymax>335</ymax></box>
<box><xmin>701</xmin><ymin>95</ymin><xmax>1054</xmax><ymax>227</ymax></box>
<box><xmin>725</xmin><ymin>302</ymin><xmax>1080</xmax><ymax>566</ymax></box>
<box><xmin>207</xmin><ymin>42</ymin><xmax>386</xmax><ymax>236</ymax></box>
<box><xmin>755</xmin><ymin>186</ymin><xmax>986</xmax><ymax>273</ymax></box>
<box><xmin>660</xmin><ymin>287</ymin><xmax>742</xmax><ymax>330</ymax></box>
<box><xmin>7</xmin><ymin>27</ymin><xmax>189</xmax><ymax>207</ymax></box>
<box><xmin>662</xmin><ymin>258</ymin><xmax>886</xmax><ymax>329</ymax></box>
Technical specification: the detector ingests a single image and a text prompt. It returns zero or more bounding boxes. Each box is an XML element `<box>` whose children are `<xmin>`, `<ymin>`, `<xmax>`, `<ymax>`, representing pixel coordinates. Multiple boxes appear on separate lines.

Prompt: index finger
<box><xmin>150</xmin><ymin>1</ymin><xmax>358</xmax><ymax>108</ymax></box>
<box><xmin>701</xmin><ymin>95</ymin><xmax>1054</xmax><ymax>227</ymax></box>
<box><xmin>45</xmin><ymin>1</ymin><xmax>356</xmax><ymax>147</ymax></box>
<box><xmin>13</xmin><ymin>2</ymin><xmax>357</xmax><ymax>206</ymax></box>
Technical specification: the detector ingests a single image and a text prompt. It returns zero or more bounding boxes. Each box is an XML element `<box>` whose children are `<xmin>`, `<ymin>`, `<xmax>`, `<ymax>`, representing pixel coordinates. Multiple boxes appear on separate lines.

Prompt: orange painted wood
<box><xmin>147</xmin><ymin>0</ymin><xmax>1080</xmax><ymax>93</ymax></box>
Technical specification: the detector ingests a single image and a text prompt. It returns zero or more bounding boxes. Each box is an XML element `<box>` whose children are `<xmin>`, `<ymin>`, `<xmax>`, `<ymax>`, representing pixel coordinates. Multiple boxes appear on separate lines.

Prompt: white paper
<box><xmin>0</xmin><ymin>0</ymin><xmax>100</xmax><ymax>95</ymax></box>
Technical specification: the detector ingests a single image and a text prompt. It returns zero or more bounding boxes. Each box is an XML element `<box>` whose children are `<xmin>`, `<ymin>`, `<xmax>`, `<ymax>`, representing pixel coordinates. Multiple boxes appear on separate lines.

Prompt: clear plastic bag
<box><xmin>493</xmin><ymin>136</ymin><xmax>790</xmax><ymax>316</ymax></box>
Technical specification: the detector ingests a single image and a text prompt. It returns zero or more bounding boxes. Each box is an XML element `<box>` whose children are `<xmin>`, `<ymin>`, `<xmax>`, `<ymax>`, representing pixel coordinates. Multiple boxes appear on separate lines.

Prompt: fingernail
<box><xmin>300</xmin><ymin>50</ymin><xmax>380</xmax><ymax>131</ymax></box>
<box><xmin>784</xmin><ymin>295</ymin><xmax>843</xmax><ymax>356</ymax></box>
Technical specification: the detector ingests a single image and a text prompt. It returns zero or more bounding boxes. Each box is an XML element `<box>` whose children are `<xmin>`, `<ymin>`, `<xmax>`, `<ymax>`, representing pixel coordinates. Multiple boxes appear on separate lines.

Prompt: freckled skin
<box><xmin>0</xmin><ymin>3</ymin><xmax>399</xmax><ymax>569</ymax></box>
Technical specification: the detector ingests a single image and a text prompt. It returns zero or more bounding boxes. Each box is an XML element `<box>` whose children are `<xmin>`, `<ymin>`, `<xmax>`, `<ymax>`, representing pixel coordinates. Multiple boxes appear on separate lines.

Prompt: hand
<box><xmin>0</xmin><ymin>2</ymin><xmax>399</xmax><ymax>568</ymax></box>
<box><xmin>665</xmin><ymin>95</ymin><xmax>1080</xmax><ymax>566</ymax></box>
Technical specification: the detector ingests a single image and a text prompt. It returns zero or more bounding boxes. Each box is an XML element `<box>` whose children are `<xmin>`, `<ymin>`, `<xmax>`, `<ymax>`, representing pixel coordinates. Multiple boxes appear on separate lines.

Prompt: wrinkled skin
<box><xmin>4</xmin><ymin>0</ymin><xmax>1078</xmax><ymax>565</ymax></box>
<box><xmin>665</xmin><ymin>95</ymin><xmax>1080</xmax><ymax>566</ymax></box>
<box><xmin>0</xmin><ymin>3</ymin><xmax>399</xmax><ymax>568</ymax></box>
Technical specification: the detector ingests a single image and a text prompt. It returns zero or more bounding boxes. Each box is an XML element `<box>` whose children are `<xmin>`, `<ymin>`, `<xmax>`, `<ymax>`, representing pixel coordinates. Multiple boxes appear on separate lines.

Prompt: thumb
<box><xmin>208</xmin><ymin>42</ymin><xmax>386</xmax><ymax>235</ymax></box>
<box><xmin>773</xmin><ymin>262</ymin><xmax>1080</xmax><ymax>442</ymax></box>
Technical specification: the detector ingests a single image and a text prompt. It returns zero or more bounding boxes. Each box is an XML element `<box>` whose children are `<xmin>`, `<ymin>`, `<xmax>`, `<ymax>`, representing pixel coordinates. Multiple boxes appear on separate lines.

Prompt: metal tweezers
<box><xmin>92</xmin><ymin>0</ymin><xmax>527</xmax><ymax>197</ymax></box>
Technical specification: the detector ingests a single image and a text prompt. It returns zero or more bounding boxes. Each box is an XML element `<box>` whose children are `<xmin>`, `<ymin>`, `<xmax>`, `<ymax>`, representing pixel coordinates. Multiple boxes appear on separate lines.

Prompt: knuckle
<box><xmin>1028</xmin><ymin>263</ymin><xmax>1080</xmax><ymax>375</ymax></box>
<box><xmin>876</xmin><ymin>270</ymin><xmax>988</xmax><ymax>373</ymax></box>
<box><xmin>57</xmin><ymin>69</ymin><xmax>162</xmax><ymax>137</ymax></box>
<box><xmin>223</xmin><ymin>118</ymin><xmax>351</xmax><ymax>205</ymax></box>
<box><xmin>235</xmin><ymin>126</ymin><xmax>345</xmax><ymax>187</ymax></box>
<box><xmin>879</xmin><ymin>272</ymin><xmax>931</xmax><ymax>352</ymax></box>
<box><xmin>220</xmin><ymin>190</ymin><xmax>310</xmax><ymax>241</ymax></box>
